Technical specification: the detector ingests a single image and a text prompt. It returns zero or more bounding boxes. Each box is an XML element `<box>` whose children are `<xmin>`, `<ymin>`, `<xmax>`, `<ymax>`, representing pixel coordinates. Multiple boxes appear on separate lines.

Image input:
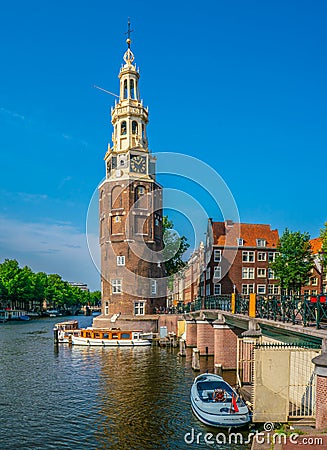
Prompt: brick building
<box><xmin>302</xmin><ymin>238</ymin><xmax>327</xmax><ymax>296</ymax></box>
<box><xmin>97</xmin><ymin>35</ymin><xmax>166</xmax><ymax>318</ymax></box>
<box><xmin>174</xmin><ymin>220</ymin><xmax>280</xmax><ymax>302</ymax></box>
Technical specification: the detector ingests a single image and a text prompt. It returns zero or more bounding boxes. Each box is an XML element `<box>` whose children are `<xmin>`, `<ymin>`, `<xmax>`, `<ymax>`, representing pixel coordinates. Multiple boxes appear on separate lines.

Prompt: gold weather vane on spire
<box><xmin>123</xmin><ymin>18</ymin><xmax>135</xmax><ymax>65</ymax></box>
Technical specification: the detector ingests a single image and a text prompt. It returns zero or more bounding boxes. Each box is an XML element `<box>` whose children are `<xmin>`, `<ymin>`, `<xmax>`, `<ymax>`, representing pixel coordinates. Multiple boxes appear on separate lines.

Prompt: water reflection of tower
<box><xmin>97</xmin><ymin>26</ymin><xmax>166</xmax><ymax>323</ymax></box>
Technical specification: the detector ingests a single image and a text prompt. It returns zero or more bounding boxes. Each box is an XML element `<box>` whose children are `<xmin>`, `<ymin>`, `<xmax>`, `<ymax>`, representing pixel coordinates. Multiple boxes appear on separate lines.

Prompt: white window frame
<box><xmin>214</xmin><ymin>249</ymin><xmax>221</xmax><ymax>262</ymax></box>
<box><xmin>205</xmin><ymin>284</ymin><xmax>210</xmax><ymax>296</ymax></box>
<box><xmin>242</xmin><ymin>251</ymin><xmax>255</xmax><ymax>263</ymax></box>
<box><xmin>134</xmin><ymin>301</ymin><xmax>145</xmax><ymax>316</ymax></box>
<box><xmin>268</xmin><ymin>284</ymin><xmax>280</xmax><ymax>295</ymax></box>
<box><xmin>214</xmin><ymin>283</ymin><xmax>221</xmax><ymax>295</ymax></box>
<box><xmin>256</xmin><ymin>239</ymin><xmax>266</xmax><ymax>247</ymax></box>
<box><xmin>213</xmin><ymin>266</ymin><xmax>221</xmax><ymax>280</ymax></box>
<box><xmin>237</xmin><ymin>238</ymin><xmax>244</xmax><ymax>246</ymax></box>
<box><xmin>257</xmin><ymin>268</ymin><xmax>266</xmax><ymax>278</ymax></box>
<box><xmin>311</xmin><ymin>277</ymin><xmax>318</xmax><ymax>286</ymax></box>
<box><xmin>150</xmin><ymin>279</ymin><xmax>157</xmax><ymax>295</ymax></box>
<box><xmin>257</xmin><ymin>284</ymin><xmax>266</xmax><ymax>294</ymax></box>
<box><xmin>268</xmin><ymin>268</ymin><xmax>275</xmax><ymax>279</ymax></box>
<box><xmin>116</xmin><ymin>255</ymin><xmax>125</xmax><ymax>266</ymax></box>
<box><xmin>242</xmin><ymin>267</ymin><xmax>255</xmax><ymax>279</ymax></box>
<box><xmin>111</xmin><ymin>279</ymin><xmax>122</xmax><ymax>294</ymax></box>
<box><xmin>257</xmin><ymin>252</ymin><xmax>266</xmax><ymax>262</ymax></box>
<box><xmin>268</xmin><ymin>251</ymin><xmax>277</xmax><ymax>262</ymax></box>
<box><xmin>242</xmin><ymin>284</ymin><xmax>255</xmax><ymax>295</ymax></box>
<box><xmin>206</xmin><ymin>267</ymin><xmax>210</xmax><ymax>280</ymax></box>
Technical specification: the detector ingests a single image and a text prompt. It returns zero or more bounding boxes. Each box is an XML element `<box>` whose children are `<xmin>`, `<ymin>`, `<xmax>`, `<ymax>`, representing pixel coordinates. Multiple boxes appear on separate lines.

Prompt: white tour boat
<box><xmin>71</xmin><ymin>328</ymin><xmax>151</xmax><ymax>347</ymax></box>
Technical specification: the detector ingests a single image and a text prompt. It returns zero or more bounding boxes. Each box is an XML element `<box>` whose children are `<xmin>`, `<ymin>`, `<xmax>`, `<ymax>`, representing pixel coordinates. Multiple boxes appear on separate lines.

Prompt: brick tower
<box><xmin>96</xmin><ymin>29</ymin><xmax>166</xmax><ymax>324</ymax></box>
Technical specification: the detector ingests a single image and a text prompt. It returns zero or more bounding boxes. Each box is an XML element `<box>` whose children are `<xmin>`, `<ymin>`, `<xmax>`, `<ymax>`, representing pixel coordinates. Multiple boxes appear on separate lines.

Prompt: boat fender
<box><xmin>102</xmin><ymin>341</ymin><xmax>105</xmax><ymax>346</ymax></box>
<box><xmin>87</xmin><ymin>339</ymin><xmax>90</xmax><ymax>346</ymax></box>
<box><xmin>213</xmin><ymin>389</ymin><xmax>226</xmax><ymax>402</ymax></box>
<box><xmin>131</xmin><ymin>340</ymin><xmax>134</xmax><ymax>346</ymax></box>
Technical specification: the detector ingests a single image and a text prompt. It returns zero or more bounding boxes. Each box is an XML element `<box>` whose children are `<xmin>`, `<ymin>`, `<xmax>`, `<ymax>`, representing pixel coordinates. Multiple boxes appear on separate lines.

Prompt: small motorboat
<box><xmin>190</xmin><ymin>373</ymin><xmax>250</xmax><ymax>428</ymax></box>
<box><xmin>53</xmin><ymin>320</ymin><xmax>79</xmax><ymax>343</ymax></box>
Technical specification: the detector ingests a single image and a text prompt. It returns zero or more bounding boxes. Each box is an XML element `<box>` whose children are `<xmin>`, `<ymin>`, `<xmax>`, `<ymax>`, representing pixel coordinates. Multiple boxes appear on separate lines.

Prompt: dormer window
<box><xmin>257</xmin><ymin>239</ymin><xmax>266</xmax><ymax>247</ymax></box>
<box><xmin>132</xmin><ymin>121</ymin><xmax>138</xmax><ymax>135</ymax></box>
<box><xmin>121</xmin><ymin>121</ymin><xmax>127</xmax><ymax>135</ymax></box>
<box><xmin>237</xmin><ymin>238</ymin><xmax>244</xmax><ymax>246</ymax></box>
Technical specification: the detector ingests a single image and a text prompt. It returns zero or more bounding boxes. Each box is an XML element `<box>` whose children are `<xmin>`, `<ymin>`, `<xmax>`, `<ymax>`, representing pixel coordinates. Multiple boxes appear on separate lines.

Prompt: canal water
<box><xmin>0</xmin><ymin>317</ymin><xmax>251</xmax><ymax>449</ymax></box>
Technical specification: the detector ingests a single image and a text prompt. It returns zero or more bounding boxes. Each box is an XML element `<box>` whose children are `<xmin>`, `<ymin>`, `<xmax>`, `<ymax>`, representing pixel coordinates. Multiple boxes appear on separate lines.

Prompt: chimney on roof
<box><xmin>225</xmin><ymin>219</ymin><xmax>234</xmax><ymax>227</ymax></box>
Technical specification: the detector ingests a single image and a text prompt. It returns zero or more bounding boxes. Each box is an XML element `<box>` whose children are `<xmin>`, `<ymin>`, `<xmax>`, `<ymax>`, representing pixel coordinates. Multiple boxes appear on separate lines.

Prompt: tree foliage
<box><xmin>270</xmin><ymin>229</ymin><xmax>314</xmax><ymax>295</ymax></box>
<box><xmin>319</xmin><ymin>222</ymin><xmax>327</xmax><ymax>270</ymax></box>
<box><xmin>162</xmin><ymin>216</ymin><xmax>190</xmax><ymax>277</ymax></box>
<box><xmin>0</xmin><ymin>258</ymin><xmax>100</xmax><ymax>311</ymax></box>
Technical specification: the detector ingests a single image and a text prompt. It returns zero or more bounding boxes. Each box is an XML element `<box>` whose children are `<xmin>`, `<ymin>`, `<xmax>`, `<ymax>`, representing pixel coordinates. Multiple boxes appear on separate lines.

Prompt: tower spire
<box><xmin>125</xmin><ymin>17</ymin><xmax>134</xmax><ymax>49</ymax></box>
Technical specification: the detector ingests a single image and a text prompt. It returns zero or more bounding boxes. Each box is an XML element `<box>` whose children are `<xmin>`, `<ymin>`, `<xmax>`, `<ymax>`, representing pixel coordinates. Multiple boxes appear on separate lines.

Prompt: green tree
<box><xmin>270</xmin><ymin>229</ymin><xmax>314</xmax><ymax>295</ymax></box>
<box><xmin>162</xmin><ymin>216</ymin><xmax>190</xmax><ymax>276</ymax></box>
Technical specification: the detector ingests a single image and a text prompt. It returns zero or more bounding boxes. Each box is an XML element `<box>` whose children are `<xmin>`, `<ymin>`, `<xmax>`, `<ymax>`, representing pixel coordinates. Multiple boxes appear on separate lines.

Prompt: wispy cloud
<box><xmin>0</xmin><ymin>107</ymin><xmax>25</xmax><ymax>121</ymax></box>
<box><xmin>0</xmin><ymin>215</ymin><xmax>100</xmax><ymax>289</ymax></box>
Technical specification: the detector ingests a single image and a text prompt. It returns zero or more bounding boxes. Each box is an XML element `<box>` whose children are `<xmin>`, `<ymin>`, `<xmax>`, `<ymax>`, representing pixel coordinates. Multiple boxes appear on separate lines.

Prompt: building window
<box><xmin>150</xmin><ymin>279</ymin><xmax>157</xmax><ymax>295</ymax></box>
<box><xmin>311</xmin><ymin>290</ymin><xmax>318</xmax><ymax>296</ymax></box>
<box><xmin>242</xmin><ymin>251</ymin><xmax>255</xmax><ymax>262</ymax></box>
<box><xmin>214</xmin><ymin>283</ymin><xmax>221</xmax><ymax>295</ymax></box>
<box><xmin>111</xmin><ymin>279</ymin><xmax>122</xmax><ymax>294</ymax></box>
<box><xmin>311</xmin><ymin>277</ymin><xmax>318</xmax><ymax>286</ymax></box>
<box><xmin>214</xmin><ymin>249</ymin><xmax>221</xmax><ymax>262</ymax></box>
<box><xmin>237</xmin><ymin>238</ymin><xmax>244</xmax><ymax>246</ymax></box>
<box><xmin>268</xmin><ymin>268</ymin><xmax>275</xmax><ymax>279</ymax></box>
<box><xmin>242</xmin><ymin>267</ymin><xmax>255</xmax><ymax>279</ymax></box>
<box><xmin>213</xmin><ymin>266</ymin><xmax>221</xmax><ymax>279</ymax></box>
<box><xmin>242</xmin><ymin>284</ymin><xmax>255</xmax><ymax>295</ymax></box>
<box><xmin>132</xmin><ymin>120</ymin><xmax>138</xmax><ymax>135</ymax></box>
<box><xmin>206</xmin><ymin>267</ymin><xmax>210</xmax><ymax>280</ymax></box>
<box><xmin>257</xmin><ymin>239</ymin><xmax>266</xmax><ymax>247</ymax></box>
<box><xmin>134</xmin><ymin>301</ymin><xmax>145</xmax><ymax>316</ymax></box>
<box><xmin>257</xmin><ymin>284</ymin><xmax>266</xmax><ymax>295</ymax></box>
<box><xmin>268</xmin><ymin>284</ymin><xmax>280</xmax><ymax>295</ymax></box>
<box><xmin>117</xmin><ymin>256</ymin><xmax>125</xmax><ymax>266</ymax></box>
<box><xmin>268</xmin><ymin>251</ymin><xmax>277</xmax><ymax>262</ymax></box>
<box><xmin>121</xmin><ymin>121</ymin><xmax>127</xmax><ymax>135</ymax></box>
<box><xmin>105</xmin><ymin>301</ymin><xmax>109</xmax><ymax>315</ymax></box>
<box><xmin>205</xmin><ymin>284</ymin><xmax>210</xmax><ymax>296</ymax></box>
<box><xmin>257</xmin><ymin>268</ymin><xmax>266</xmax><ymax>277</ymax></box>
<box><xmin>258</xmin><ymin>252</ymin><xmax>266</xmax><ymax>262</ymax></box>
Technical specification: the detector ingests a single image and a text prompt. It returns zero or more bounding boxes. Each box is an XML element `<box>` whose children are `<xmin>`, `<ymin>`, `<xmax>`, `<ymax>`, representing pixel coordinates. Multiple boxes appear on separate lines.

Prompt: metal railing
<box><xmin>189</xmin><ymin>294</ymin><xmax>327</xmax><ymax>329</ymax></box>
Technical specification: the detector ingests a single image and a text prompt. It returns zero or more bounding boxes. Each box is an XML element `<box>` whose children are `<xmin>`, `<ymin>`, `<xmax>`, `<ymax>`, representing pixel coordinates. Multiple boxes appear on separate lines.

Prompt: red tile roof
<box><xmin>212</xmin><ymin>221</ymin><xmax>279</xmax><ymax>248</ymax></box>
<box><xmin>310</xmin><ymin>237</ymin><xmax>322</xmax><ymax>254</ymax></box>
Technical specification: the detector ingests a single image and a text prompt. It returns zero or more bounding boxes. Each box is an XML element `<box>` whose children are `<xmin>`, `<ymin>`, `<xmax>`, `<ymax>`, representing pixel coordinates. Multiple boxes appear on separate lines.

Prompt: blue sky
<box><xmin>0</xmin><ymin>0</ymin><xmax>326</xmax><ymax>290</ymax></box>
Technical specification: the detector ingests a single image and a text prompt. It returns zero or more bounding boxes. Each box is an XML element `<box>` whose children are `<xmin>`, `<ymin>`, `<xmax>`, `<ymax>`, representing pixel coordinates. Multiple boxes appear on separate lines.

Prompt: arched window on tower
<box><xmin>130</xmin><ymin>79</ymin><xmax>135</xmax><ymax>99</ymax></box>
<box><xmin>123</xmin><ymin>80</ymin><xmax>128</xmax><ymax>99</ymax></box>
<box><xmin>142</xmin><ymin>124</ymin><xmax>145</xmax><ymax>139</ymax></box>
<box><xmin>135</xmin><ymin>185</ymin><xmax>147</xmax><ymax>209</ymax></box>
<box><xmin>111</xmin><ymin>186</ymin><xmax>123</xmax><ymax>209</ymax></box>
<box><xmin>121</xmin><ymin>121</ymin><xmax>127</xmax><ymax>135</ymax></box>
<box><xmin>132</xmin><ymin>121</ymin><xmax>138</xmax><ymax>135</ymax></box>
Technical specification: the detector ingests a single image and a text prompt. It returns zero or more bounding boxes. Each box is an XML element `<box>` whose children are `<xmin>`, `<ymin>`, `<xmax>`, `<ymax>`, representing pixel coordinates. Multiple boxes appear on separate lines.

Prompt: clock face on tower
<box><xmin>130</xmin><ymin>155</ymin><xmax>146</xmax><ymax>173</ymax></box>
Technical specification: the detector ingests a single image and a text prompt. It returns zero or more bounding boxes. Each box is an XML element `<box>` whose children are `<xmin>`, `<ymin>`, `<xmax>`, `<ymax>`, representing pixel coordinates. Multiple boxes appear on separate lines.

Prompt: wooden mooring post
<box><xmin>179</xmin><ymin>338</ymin><xmax>186</xmax><ymax>356</ymax></box>
<box><xmin>192</xmin><ymin>348</ymin><xmax>200</xmax><ymax>371</ymax></box>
